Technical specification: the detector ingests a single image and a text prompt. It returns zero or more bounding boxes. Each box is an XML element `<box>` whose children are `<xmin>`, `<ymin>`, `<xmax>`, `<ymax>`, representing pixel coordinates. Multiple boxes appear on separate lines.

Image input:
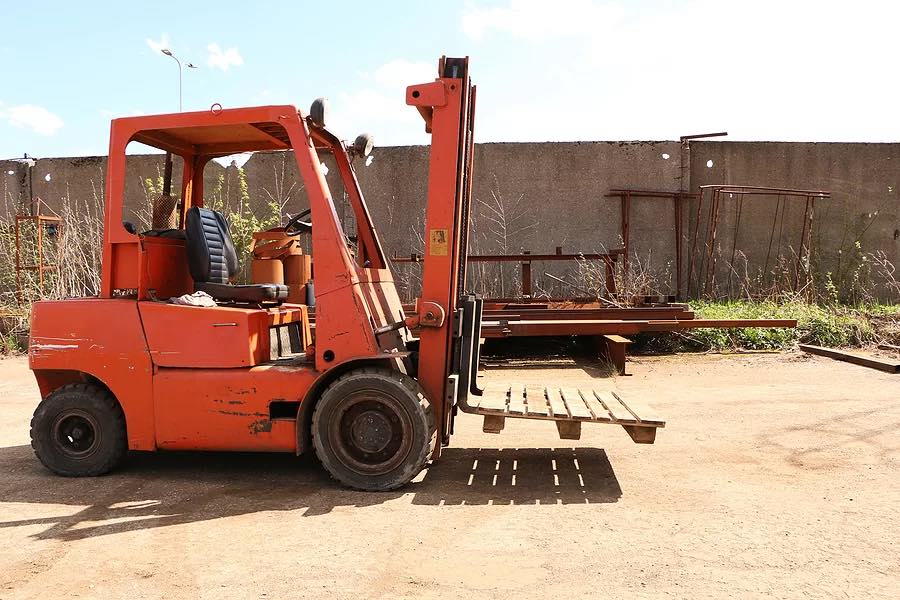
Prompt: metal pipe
<box><xmin>391</xmin><ymin>252</ymin><xmax>622</xmax><ymax>263</ymax></box>
<box><xmin>680</xmin><ymin>132</ymin><xmax>728</xmax><ymax>141</ymax></box>
<box><xmin>698</xmin><ymin>184</ymin><xmax>831</xmax><ymax>196</ymax></box>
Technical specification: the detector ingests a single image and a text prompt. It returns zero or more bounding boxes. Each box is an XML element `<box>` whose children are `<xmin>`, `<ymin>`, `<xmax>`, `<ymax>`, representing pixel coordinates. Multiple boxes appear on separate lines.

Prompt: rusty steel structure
<box><xmin>603</xmin><ymin>188</ymin><xmax>699</xmax><ymax>299</ymax></box>
<box><xmin>14</xmin><ymin>200</ymin><xmax>62</xmax><ymax>300</ymax></box>
<box><xmin>388</xmin><ymin>183</ymin><xmax>799</xmax><ymax>360</ymax></box>
<box><xmin>687</xmin><ymin>185</ymin><xmax>831</xmax><ymax>299</ymax></box>
<box><xmin>391</xmin><ymin>247</ymin><xmax>622</xmax><ymax>298</ymax></box>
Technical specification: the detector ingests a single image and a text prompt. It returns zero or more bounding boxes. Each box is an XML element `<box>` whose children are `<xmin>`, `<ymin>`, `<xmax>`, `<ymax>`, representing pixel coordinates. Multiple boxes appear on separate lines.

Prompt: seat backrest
<box><xmin>185</xmin><ymin>207</ymin><xmax>239</xmax><ymax>284</ymax></box>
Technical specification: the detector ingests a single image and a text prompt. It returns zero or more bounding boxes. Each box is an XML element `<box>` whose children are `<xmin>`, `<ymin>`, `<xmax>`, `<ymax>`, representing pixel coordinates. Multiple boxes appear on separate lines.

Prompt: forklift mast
<box><xmin>407</xmin><ymin>57</ymin><xmax>479</xmax><ymax>452</ymax></box>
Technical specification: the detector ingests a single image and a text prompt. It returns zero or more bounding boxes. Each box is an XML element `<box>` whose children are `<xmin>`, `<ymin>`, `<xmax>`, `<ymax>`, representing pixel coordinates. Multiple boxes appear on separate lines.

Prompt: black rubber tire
<box><xmin>30</xmin><ymin>383</ymin><xmax>128</xmax><ymax>477</ymax></box>
<box><xmin>311</xmin><ymin>368</ymin><xmax>436</xmax><ymax>491</ymax></box>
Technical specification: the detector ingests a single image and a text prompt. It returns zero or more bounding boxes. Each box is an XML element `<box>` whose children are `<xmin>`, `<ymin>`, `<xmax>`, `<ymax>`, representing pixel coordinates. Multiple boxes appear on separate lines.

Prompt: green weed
<box><xmin>633</xmin><ymin>300</ymin><xmax>896</xmax><ymax>352</ymax></box>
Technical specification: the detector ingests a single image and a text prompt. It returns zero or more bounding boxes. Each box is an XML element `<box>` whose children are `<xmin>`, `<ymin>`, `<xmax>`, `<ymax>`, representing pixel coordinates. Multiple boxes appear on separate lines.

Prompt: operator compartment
<box><xmin>138</xmin><ymin>302</ymin><xmax>311</xmax><ymax>368</ymax></box>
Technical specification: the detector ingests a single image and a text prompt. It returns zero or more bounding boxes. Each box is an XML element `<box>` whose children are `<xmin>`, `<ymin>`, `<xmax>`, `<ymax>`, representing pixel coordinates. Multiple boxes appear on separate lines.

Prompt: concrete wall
<box><xmin>2</xmin><ymin>140</ymin><xmax>898</xmax><ymax>301</ymax></box>
<box><xmin>356</xmin><ymin>141</ymin><xmax>683</xmax><ymax>298</ymax></box>
<box><xmin>690</xmin><ymin>142</ymin><xmax>900</xmax><ymax>298</ymax></box>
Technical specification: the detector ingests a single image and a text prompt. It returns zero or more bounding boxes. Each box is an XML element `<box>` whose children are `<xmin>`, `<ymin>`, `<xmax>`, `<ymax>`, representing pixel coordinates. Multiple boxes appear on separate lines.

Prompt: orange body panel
<box><xmin>29</xmin><ymin>97</ymin><xmax>419</xmax><ymax>455</ymax></box>
<box><xmin>139</xmin><ymin>302</ymin><xmax>269</xmax><ymax>368</ymax></box>
<box><xmin>110</xmin><ymin>243</ymin><xmax>139</xmax><ymax>291</ymax></box>
<box><xmin>29</xmin><ymin>299</ymin><xmax>156</xmax><ymax>450</ymax></box>
<box><xmin>139</xmin><ymin>237</ymin><xmax>193</xmax><ymax>299</ymax></box>
<box><xmin>152</xmin><ymin>365</ymin><xmax>315</xmax><ymax>451</ymax></box>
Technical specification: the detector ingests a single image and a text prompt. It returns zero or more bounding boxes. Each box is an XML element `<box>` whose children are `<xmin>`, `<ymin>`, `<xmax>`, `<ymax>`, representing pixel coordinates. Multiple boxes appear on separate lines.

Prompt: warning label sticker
<box><xmin>429</xmin><ymin>229</ymin><xmax>449</xmax><ymax>256</ymax></box>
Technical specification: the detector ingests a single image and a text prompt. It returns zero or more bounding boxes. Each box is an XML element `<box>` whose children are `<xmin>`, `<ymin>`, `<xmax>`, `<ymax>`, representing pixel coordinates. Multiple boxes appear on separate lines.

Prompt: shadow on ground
<box><xmin>0</xmin><ymin>445</ymin><xmax>620</xmax><ymax>541</ymax></box>
<box><xmin>480</xmin><ymin>336</ymin><xmax>617</xmax><ymax>378</ymax></box>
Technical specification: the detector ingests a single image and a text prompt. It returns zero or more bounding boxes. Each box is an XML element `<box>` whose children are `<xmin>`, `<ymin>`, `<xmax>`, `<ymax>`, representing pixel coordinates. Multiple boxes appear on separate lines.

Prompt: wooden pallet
<box><xmin>467</xmin><ymin>384</ymin><xmax>665</xmax><ymax>443</ymax></box>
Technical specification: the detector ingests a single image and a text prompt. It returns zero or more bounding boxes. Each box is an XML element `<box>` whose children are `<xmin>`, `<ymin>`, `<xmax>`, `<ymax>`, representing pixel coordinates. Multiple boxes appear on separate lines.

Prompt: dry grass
<box><xmin>3</xmin><ymin>172</ymin><xmax>898</xmax><ymax>355</ymax></box>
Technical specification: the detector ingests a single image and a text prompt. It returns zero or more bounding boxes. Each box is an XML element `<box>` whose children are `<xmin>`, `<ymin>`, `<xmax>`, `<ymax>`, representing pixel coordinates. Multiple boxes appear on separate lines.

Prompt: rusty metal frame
<box><xmin>479</xmin><ymin>316</ymin><xmax>797</xmax><ymax>338</ymax></box>
<box><xmin>391</xmin><ymin>247</ymin><xmax>621</xmax><ymax>298</ymax></box>
<box><xmin>603</xmin><ymin>188</ymin><xmax>699</xmax><ymax>300</ymax></box>
<box><xmin>14</xmin><ymin>213</ymin><xmax>62</xmax><ymax>300</ymax></box>
<box><xmin>687</xmin><ymin>185</ymin><xmax>831</xmax><ymax>299</ymax></box>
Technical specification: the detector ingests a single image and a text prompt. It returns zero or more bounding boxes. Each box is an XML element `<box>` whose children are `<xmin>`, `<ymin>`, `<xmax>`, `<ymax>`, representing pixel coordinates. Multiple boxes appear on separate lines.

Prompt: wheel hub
<box><xmin>331</xmin><ymin>392</ymin><xmax>413</xmax><ymax>475</ymax></box>
<box><xmin>350</xmin><ymin>410</ymin><xmax>393</xmax><ymax>453</ymax></box>
<box><xmin>52</xmin><ymin>411</ymin><xmax>100</xmax><ymax>458</ymax></box>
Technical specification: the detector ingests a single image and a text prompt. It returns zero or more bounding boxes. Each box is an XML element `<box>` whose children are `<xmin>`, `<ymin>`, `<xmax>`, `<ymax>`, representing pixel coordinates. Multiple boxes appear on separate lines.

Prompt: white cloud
<box><xmin>328</xmin><ymin>59</ymin><xmax>436</xmax><ymax>145</ymax></box>
<box><xmin>462</xmin><ymin>0</ymin><xmax>623</xmax><ymax>40</ymax></box>
<box><xmin>458</xmin><ymin>0</ymin><xmax>900</xmax><ymax>143</ymax></box>
<box><xmin>146</xmin><ymin>33</ymin><xmax>170</xmax><ymax>53</ymax></box>
<box><xmin>1</xmin><ymin>104</ymin><xmax>64</xmax><ymax>136</ymax></box>
<box><xmin>207</xmin><ymin>43</ymin><xmax>244</xmax><ymax>72</ymax></box>
<box><xmin>368</xmin><ymin>59</ymin><xmax>435</xmax><ymax>89</ymax></box>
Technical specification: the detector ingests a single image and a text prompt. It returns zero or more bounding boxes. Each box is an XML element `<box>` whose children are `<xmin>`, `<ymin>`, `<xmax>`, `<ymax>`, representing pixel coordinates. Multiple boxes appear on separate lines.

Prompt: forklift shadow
<box><xmin>411</xmin><ymin>447</ymin><xmax>622</xmax><ymax>506</ymax></box>
<box><xmin>0</xmin><ymin>444</ymin><xmax>345</xmax><ymax>541</ymax></box>
<box><xmin>0</xmin><ymin>445</ymin><xmax>619</xmax><ymax>541</ymax></box>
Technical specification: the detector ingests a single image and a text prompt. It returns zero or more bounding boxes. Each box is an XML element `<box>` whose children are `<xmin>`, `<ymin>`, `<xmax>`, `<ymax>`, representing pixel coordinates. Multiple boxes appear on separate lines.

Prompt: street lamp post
<box><xmin>158</xmin><ymin>48</ymin><xmax>197</xmax><ymax>211</ymax></box>
<box><xmin>160</xmin><ymin>48</ymin><xmax>197</xmax><ymax>111</ymax></box>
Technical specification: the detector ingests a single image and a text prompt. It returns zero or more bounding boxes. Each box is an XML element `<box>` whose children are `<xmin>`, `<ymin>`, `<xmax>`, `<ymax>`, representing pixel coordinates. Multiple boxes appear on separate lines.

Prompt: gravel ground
<box><xmin>0</xmin><ymin>351</ymin><xmax>897</xmax><ymax>599</ymax></box>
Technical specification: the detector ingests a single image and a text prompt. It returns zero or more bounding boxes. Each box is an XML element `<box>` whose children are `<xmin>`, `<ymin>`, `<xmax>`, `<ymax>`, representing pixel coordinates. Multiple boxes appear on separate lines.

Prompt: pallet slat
<box><xmin>613</xmin><ymin>391</ymin><xmax>665</xmax><ymax>425</ymax></box>
<box><xmin>507</xmin><ymin>385</ymin><xmax>527</xmax><ymax>415</ymax></box>
<box><xmin>580</xmin><ymin>391</ymin><xmax>614</xmax><ymax>423</ymax></box>
<box><xmin>595</xmin><ymin>391</ymin><xmax>638</xmax><ymax>424</ymax></box>
<box><xmin>547</xmin><ymin>388</ymin><xmax>570</xmax><ymax>418</ymax></box>
<box><xmin>476</xmin><ymin>384</ymin><xmax>509</xmax><ymax>412</ymax></box>
<box><xmin>525</xmin><ymin>386</ymin><xmax>550</xmax><ymax>417</ymax></box>
<box><xmin>478</xmin><ymin>394</ymin><xmax>509</xmax><ymax>412</ymax></box>
<box><xmin>560</xmin><ymin>388</ymin><xmax>593</xmax><ymax>419</ymax></box>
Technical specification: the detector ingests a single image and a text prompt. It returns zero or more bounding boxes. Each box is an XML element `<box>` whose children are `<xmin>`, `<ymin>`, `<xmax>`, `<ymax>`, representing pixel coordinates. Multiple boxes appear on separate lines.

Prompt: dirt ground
<box><xmin>0</xmin><ymin>351</ymin><xmax>897</xmax><ymax>599</ymax></box>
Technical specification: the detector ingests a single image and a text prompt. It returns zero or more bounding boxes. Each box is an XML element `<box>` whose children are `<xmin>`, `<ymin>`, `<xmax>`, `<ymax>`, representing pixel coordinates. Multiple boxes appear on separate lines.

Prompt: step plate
<box><xmin>469</xmin><ymin>384</ymin><xmax>665</xmax><ymax>443</ymax></box>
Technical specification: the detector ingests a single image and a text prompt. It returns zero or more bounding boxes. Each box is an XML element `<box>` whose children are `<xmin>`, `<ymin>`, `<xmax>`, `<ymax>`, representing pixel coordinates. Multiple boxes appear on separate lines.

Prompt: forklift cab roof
<box><xmin>111</xmin><ymin>104</ymin><xmax>326</xmax><ymax>157</ymax></box>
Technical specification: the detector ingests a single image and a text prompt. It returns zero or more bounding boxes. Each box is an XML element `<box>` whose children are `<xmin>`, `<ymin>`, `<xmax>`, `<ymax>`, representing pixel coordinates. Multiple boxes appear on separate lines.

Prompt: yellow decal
<box><xmin>429</xmin><ymin>229</ymin><xmax>449</xmax><ymax>256</ymax></box>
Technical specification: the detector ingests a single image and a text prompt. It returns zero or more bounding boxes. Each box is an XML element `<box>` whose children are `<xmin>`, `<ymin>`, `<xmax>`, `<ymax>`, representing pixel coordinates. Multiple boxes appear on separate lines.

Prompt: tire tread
<box><xmin>311</xmin><ymin>367</ymin><xmax>436</xmax><ymax>491</ymax></box>
<box><xmin>30</xmin><ymin>383</ymin><xmax>128</xmax><ymax>477</ymax></box>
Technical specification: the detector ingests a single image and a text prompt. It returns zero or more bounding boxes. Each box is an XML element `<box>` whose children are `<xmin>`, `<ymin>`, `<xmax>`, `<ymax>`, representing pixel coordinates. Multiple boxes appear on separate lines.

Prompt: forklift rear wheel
<box><xmin>30</xmin><ymin>383</ymin><xmax>128</xmax><ymax>477</ymax></box>
<box><xmin>312</xmin><ymin>368</ymin><xmax>436</xmax><ymax>491</ymax></box>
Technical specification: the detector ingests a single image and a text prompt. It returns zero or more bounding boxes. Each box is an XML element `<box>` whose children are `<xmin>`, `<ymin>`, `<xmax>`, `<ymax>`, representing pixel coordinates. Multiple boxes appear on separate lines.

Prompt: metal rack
<box><xmin>14</xmin><ymin>200</ymin><xmax>62</xmax><ymax>300</ymax></box>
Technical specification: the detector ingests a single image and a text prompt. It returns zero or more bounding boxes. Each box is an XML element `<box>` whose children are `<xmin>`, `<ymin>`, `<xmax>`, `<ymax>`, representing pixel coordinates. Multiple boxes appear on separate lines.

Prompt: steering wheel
<box><xmin>284</xmin><ymin>208</ymin><xmax>312</xmax><ymax>236</ymax></box>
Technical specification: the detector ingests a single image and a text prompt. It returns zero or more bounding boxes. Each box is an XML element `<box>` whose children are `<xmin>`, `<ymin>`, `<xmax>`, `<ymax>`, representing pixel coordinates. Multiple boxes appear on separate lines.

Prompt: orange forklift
<box><xmin>28</xmin><ymin>57</ymin><xmax>665</xmax><ymax>490</ymax></box>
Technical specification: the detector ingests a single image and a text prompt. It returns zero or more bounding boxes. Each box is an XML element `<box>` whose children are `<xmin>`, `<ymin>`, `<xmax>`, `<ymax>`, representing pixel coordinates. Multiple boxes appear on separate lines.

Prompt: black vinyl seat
<box><xmin>185</xmin><ymin>207</ymin><xmax>288</xmax><ymax>304</ymax></box>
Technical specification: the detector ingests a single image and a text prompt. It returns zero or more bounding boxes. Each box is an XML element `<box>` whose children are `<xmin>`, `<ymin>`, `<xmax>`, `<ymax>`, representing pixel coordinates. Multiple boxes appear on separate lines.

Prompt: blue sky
<box><xmin>1</xmin><ymin>0</ymin><xmax>898</xmax><ymax>159</ymax></box>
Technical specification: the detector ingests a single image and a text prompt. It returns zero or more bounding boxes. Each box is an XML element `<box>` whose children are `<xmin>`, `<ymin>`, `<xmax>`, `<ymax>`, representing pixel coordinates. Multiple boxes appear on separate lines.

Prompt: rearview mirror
<box><xmin>351</xmin><ymin>133</ymin><xmax>374</xmax><ymax>158</ymax></box>
<box><xmin>309</xmin><ymin>97</ymin><xmax>328</xmax><ymax>128</ymax></box>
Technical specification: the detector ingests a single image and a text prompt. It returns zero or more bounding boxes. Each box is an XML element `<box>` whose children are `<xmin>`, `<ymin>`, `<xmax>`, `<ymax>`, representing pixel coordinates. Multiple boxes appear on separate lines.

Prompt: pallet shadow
<box><xmin>411</xmin><ymin>447</ymin><xmax>621</xmax><ymax>506</ymax></box>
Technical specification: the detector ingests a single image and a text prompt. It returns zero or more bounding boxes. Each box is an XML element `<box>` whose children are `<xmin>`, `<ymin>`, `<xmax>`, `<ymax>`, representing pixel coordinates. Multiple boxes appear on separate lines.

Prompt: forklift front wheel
<box><xmin>311</xmin><ymin>368</ymin><xmax>436</xmax><ymax>491</ymax></box>
<box><xmin>30</xmin><ymin>383</ymin><xmax>128</xmax><ymax>477</ymax></box>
